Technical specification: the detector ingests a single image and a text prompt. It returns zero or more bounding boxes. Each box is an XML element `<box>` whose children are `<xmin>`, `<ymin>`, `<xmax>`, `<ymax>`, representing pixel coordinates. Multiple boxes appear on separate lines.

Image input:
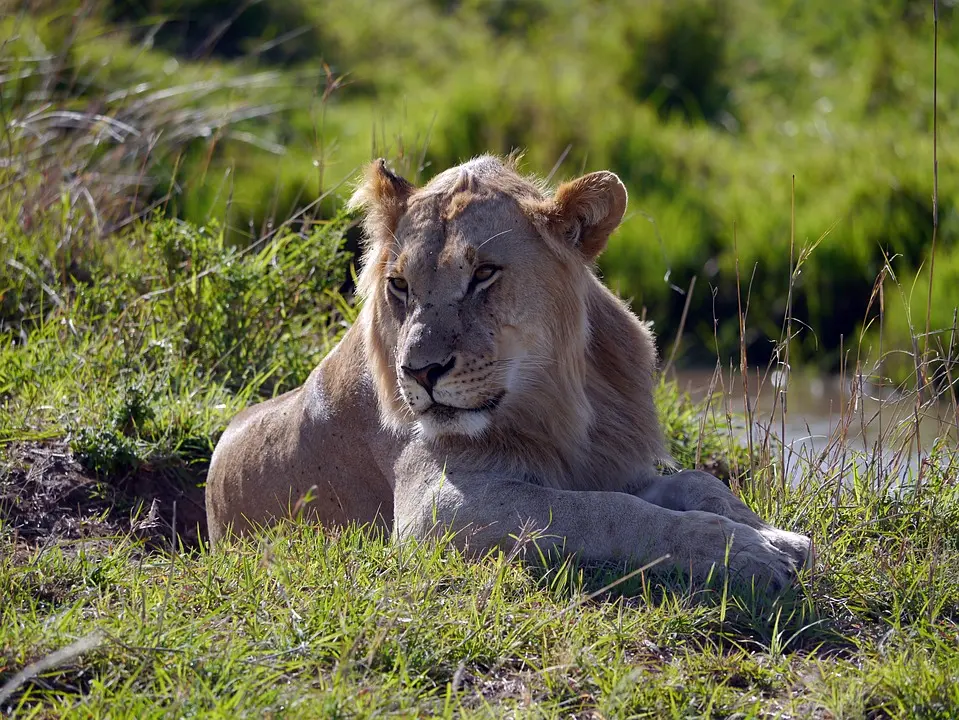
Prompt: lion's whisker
<box><xmin>476</xmin><ymin>228</ymin><xmax>513</xmax><ymax>250</ymax></box>
<box><xmin>492</xmin><ymin>356</ymin><xmax>556</xmax><ymax>369</ymax></box>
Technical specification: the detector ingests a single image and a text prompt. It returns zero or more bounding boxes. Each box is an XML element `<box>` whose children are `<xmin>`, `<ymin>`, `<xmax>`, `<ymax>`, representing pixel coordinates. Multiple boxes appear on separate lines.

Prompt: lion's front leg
<box><xmin>393</xmin><ymin>451</ymin><xmax>802</xmax><ymax>592</ymax></box>
<box><xmin>626</xmin><ymin>469</ymin><xmax>813</xmax><ymax>570</ymax></box>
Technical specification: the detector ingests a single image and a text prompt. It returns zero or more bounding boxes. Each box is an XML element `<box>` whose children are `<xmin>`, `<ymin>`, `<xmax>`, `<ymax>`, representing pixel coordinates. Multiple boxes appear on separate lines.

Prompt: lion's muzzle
<box><xmin>397</xmin><ymin>351</ymin><xmax>507</xmax><ymax>439</ymax></box>
<box><xmin>401</xmin><ymin>357</ymin><xmax>456</xmax><ymax>396</ymax></box>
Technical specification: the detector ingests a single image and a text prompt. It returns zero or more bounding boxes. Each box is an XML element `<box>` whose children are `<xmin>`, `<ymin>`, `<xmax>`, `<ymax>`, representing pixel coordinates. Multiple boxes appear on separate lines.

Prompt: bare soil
<box><xmin>0</xmin><ymin>442</ymin><xmax>207</xmax><ymax>551</ymax></box>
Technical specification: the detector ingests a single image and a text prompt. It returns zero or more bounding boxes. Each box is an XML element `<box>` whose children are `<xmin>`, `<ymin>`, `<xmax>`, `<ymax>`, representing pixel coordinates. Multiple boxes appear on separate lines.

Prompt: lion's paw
<box><xmin>760</xmin><ymin>527</ymin><xmax>814</xmax><ymax>571</ymax></box>
<box><xmin>724</xmin><ymin>529</ymin><xmax>798</xmax><ymax>593</ymax></box>
<box><xmin>685</xmin><ymin>514</ymin><xmax>800</xmax><ymax>593</ymax></box>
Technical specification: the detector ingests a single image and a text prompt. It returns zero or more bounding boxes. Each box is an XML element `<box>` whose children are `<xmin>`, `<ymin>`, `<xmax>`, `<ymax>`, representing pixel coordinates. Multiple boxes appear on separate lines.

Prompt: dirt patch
<box><xmin>0</xmin><ymin>442</ymin><xmax>207</xmax><ymax>550</ymax></box>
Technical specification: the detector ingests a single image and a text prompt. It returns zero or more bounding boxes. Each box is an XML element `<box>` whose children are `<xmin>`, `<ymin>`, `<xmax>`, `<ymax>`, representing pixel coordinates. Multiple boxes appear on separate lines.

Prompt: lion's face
<box><xmin>385</xmin><ymin>191</ymin><xmax>559</xmax><ymax>438</ymax></box>
<box><xmin>351</xmin><ymin>156</ymin><xmax>628</xmax><ymax>441</ymax></box>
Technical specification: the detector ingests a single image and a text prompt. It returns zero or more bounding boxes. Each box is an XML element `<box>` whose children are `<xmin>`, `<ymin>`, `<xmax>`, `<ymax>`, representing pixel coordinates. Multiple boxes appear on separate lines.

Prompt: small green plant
<box><xmin>70</xmin><ymin>382</ymin><xmax>155</xmax><ymax>475</ymax></box>
<box><xmin>109</xmin><ymin>383</ymin><xmax>157</xmax><ymax>435</ymax></box>
<box><xmin>71</xmin><ymin>426</ymin><xmax>139</xmax><ymax>477</ymax></box>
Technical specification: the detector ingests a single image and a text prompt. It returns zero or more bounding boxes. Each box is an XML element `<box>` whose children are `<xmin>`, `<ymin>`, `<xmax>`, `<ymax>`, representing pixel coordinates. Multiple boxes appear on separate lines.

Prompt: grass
<box><xmin>2</xmin><ymin>1</ymin><xmax>959</xmax><ymax>716</ymax></box>
<box><xmin>2</xmin><ymin>472</ymin><xmax>959</xmax><ymax>717</ymax></box>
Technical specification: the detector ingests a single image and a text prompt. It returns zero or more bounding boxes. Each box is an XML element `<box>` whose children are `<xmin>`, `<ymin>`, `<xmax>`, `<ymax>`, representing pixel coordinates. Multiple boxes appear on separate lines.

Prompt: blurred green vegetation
<box><xmin>2</xmin><ymin>0</ymin><xmax>956</xmax><ymax>371</ymax></box>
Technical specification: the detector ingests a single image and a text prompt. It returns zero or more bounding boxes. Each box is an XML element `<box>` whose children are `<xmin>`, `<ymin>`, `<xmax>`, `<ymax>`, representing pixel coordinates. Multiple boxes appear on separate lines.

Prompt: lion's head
<box><xmin>349</xmin><ymin>155</ymin><xmax>664</xmax><ymax>482</ymax></box>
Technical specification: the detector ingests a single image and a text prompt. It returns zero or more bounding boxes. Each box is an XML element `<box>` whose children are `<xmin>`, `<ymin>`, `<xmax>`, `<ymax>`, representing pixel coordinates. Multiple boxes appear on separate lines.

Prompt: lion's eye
<box><xmin>388</xmin><ymin>276</ymin><xmax>408</xmax><ymax>300</ymax></box>
<box><xmin>471</xmin><ymin>264</ymin><xmax>500</xmax><ymax>289</ymax></box>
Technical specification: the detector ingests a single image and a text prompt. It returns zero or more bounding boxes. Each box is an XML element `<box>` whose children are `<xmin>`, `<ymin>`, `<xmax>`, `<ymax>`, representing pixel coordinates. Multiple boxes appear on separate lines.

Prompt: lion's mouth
<box><xmin>424</xmin><ymin>392</ymin><xmax>504</xmax><ymax>417</ymax></box>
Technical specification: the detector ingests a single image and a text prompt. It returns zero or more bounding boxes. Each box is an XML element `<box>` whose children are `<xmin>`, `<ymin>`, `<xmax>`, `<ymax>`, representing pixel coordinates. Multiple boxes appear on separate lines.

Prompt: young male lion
<box><xmin>205</xmin><ymin>156</ymin><xmax>812</xmax><ymax>590</ymax></box>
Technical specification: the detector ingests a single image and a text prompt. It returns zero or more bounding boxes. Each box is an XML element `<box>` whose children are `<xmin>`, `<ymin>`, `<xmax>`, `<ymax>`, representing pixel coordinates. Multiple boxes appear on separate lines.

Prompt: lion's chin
<box><xmin>414</xmin><ymin>406</ymin><xmax>493</xmax><ymax>441</ymax></box>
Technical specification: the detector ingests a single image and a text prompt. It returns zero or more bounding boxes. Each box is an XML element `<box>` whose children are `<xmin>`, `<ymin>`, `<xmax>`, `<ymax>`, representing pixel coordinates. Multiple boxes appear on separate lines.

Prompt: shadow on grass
<box><xmin>532</xmin><ymin>555</ymin><xmax>862</xmax><ymax>660</ymax></box>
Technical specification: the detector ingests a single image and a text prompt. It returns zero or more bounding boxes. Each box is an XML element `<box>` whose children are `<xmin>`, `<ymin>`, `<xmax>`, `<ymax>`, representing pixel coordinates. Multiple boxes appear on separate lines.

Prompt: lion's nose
<box><xmin>402</xmin><ymin>357</ymin><xmax>455</xmax><ymax>395</ymax></box>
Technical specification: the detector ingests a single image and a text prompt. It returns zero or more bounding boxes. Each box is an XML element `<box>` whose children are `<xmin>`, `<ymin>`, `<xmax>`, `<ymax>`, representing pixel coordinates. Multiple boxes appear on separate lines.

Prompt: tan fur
<box><xmin>206</xmin><ymin>156</ymin><xmax>812</xmax><ymax>591</ymax></box>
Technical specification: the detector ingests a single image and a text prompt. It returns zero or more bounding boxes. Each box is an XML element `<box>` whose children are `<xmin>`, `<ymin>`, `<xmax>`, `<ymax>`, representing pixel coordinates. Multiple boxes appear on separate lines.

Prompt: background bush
<box><xmin>2</xmin><ymin>0</ymin><xmax>955</xmax><ymax>372</ymax></box>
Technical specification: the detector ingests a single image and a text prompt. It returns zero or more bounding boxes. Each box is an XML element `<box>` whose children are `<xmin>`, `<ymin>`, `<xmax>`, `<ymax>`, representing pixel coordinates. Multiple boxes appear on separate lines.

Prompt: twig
<box><xmin>0</xmin><ymin>631</ymin><xmax>104</xmax><ymax>705</ymax></box>
<box><xmin>545</xmin><ymin>144</ymin><xmax>572</xmax><ymax>185</ymax></box>
<box><xmin>781</xmin><ymin>174</ymin><xmax>797</xmax><ymax>490</ymax></box>
<box><xmin>732</xmin><ymin>223</ymin><xmax>756</xmax><ymax>490</ymax></box>
<box><xmin>923</xmin><ymin>0</ymin><xmax>940</xmax><ymax>379</ymax></box>
<box><xmin>663</xmin><ymin>275</ymin><xmax>697</xmax><ymax>377</ymax></box>
<box><xmin>154</xmin><ymin>501</ymin><xmax>177</xmax><ymax>644</ymax></box>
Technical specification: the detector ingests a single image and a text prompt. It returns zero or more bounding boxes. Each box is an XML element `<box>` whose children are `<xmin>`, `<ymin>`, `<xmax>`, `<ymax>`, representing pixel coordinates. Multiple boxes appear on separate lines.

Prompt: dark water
<box><xmin>671</xmin><ymin>368</ymin><xmax>957</xmax><ymax>481</ymax></box>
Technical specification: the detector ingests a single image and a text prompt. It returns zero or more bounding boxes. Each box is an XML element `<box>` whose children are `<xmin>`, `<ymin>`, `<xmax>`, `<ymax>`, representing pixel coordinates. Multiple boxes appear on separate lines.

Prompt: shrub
<box><xmin>105</xmin><ymin>0</ymin><xmax>333</xmax><ymax>63</ymax></box>
<box><xmin>624</xmin><ymin>0</ymin><xmax>735</xmax><ymax>126</ymax></box>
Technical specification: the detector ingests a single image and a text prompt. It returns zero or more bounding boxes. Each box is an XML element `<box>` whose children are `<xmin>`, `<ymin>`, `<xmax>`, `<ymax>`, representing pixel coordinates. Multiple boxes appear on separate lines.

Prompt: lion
<box><xmin>205</xmin><ymin>155</ymin><xmax>812</xmax><ymax>590</ymax></box>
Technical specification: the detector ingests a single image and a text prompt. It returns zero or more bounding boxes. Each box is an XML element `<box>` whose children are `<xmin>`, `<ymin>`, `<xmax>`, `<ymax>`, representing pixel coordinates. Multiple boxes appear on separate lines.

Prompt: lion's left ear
<box><xmin>552</xmin><ymin>171</ymin><xmax>628</xmax><ymax>261</ymax></box>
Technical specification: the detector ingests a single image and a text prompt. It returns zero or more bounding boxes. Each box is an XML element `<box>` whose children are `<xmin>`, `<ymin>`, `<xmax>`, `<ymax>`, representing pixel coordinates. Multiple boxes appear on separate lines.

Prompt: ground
<box><xmin>2</xmin><ymin>442</ymin><xmax>206</xmax><ymax>551</ymax></box>
<box><xmin>3</xmin><ymin>392</ymin><xmax>959</xmax><ymax>717</ymax></box>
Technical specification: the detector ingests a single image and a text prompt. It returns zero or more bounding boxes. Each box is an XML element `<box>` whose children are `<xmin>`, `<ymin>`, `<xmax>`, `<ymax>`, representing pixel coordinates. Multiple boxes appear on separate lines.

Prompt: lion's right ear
<box><xmin>347</xmin><ymin>159</ymin><xmax>415</xmax><ymax>238</ymax></box>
